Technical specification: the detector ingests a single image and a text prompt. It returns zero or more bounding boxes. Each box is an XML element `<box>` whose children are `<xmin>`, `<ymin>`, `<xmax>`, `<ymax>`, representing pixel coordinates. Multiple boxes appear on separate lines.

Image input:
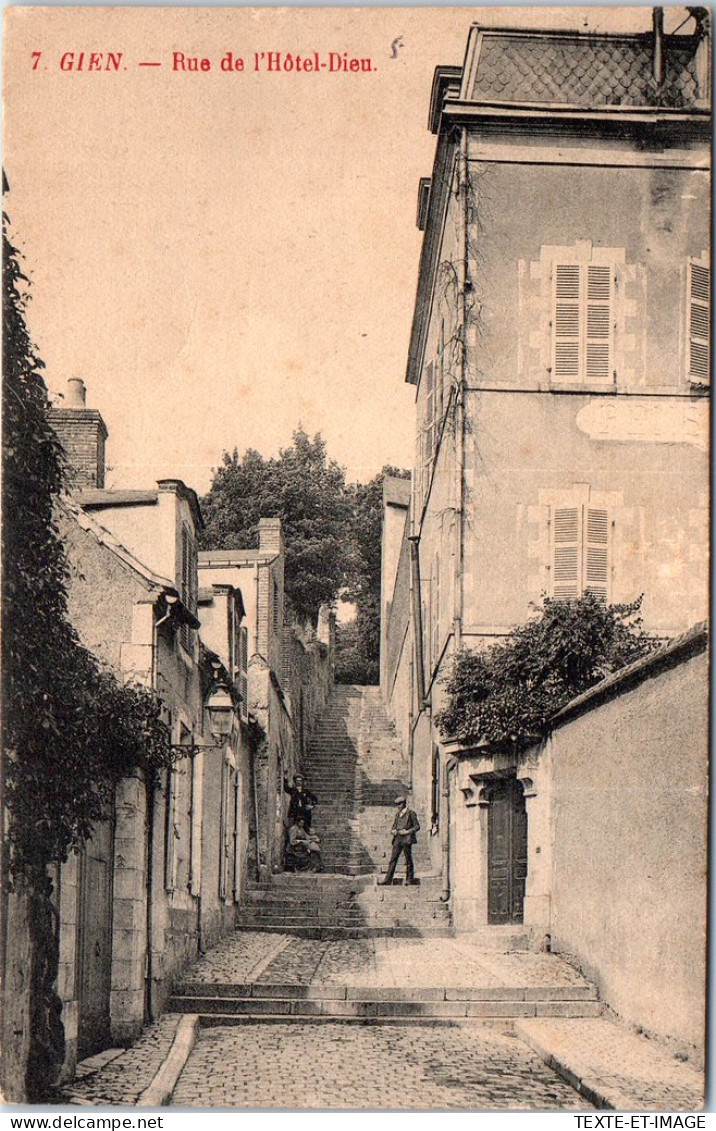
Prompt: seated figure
<box><xmin>285</xmin><ymin>817</ymin><xmax>322</xmax><ymax>873</ymax></box>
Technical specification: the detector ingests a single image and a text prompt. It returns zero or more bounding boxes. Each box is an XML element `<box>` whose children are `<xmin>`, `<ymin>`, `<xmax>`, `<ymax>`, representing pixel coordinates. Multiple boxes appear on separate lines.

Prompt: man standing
<box><xmin>379</xmin><ymin>795</ymin><xmax>420</xmax><ymax>885</ymax></box>
<box><xmin>284</xmin><ymin>773</ymin><xmax>318</xmax><ymax>831</ymax></box>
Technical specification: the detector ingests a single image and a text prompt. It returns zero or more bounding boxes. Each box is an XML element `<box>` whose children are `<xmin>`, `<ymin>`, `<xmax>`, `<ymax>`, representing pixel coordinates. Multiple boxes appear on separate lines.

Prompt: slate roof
<box><xmin>466</xmin><ymin>30</ymin><xmax>705</xmax><ymax>109</ymax></box>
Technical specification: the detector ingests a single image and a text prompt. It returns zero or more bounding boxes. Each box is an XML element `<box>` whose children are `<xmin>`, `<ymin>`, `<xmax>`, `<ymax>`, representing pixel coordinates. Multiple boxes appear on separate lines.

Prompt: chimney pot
<box><xmin>66</xmin><ymin>377</ymin><xmax>87</xmax><ymax>408</ymax></box>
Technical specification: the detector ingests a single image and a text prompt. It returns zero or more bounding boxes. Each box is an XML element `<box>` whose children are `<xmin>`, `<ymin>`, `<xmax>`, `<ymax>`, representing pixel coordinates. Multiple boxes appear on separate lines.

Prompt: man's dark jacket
<box><xmin>391</xmin><ymin>808</ymin><xmax>420</xmax><ymax>846</ymax></box>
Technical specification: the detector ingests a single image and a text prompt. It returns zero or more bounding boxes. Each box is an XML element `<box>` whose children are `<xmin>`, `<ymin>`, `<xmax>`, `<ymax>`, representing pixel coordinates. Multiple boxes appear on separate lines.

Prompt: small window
<box><xmin>688</xmin><ymin>253</ymin><xmax>710</xmax><ymax>384</ymax></box>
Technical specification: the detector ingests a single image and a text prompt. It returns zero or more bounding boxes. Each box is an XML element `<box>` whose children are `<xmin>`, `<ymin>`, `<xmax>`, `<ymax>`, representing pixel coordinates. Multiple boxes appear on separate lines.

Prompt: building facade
<box><xmin>12</xmin><ymin>381</ymin><xmax>252</xmax><ymax>1078</ymax></box>
<box><xmin>382</xmin><ymin>16</ymin><xmax>710</xmax><ymax>985</ymax></box>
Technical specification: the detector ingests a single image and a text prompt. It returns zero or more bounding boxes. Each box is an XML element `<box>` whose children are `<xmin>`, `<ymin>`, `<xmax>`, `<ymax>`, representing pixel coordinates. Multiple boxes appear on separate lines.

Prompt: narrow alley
<box><xmin>61</xmin><ymin>686</ymin><xmax>702</xmax><ymax>1111</ymax></box>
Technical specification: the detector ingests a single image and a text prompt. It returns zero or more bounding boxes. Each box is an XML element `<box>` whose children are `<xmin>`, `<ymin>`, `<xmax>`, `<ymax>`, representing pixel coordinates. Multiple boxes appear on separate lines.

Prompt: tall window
<box><xmin>687</xmin><ymin>252</ymin><xmax>710</xmax><ymax>385</ymax></box>
<box><xmin>550</xmin><ymin>505</ymin><xmax>611</xmax><ymax>602</ymax></box>
<box><xmin>552</xmin><ymin>262</ymin><xmax>614</xmax><ymax>384</ymax></box>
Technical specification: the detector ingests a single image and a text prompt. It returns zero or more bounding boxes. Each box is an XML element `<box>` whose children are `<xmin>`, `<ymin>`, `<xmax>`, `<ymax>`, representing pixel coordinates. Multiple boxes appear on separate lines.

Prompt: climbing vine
<box><xmin>2</xmin><ymin>211</ymin><xmax>172</xmax><ymax>1098</ymax></box>
<box><xmin>435</xmin><ymin>595</ymin><xmax>655</xmax><ymax>755</ymax></box>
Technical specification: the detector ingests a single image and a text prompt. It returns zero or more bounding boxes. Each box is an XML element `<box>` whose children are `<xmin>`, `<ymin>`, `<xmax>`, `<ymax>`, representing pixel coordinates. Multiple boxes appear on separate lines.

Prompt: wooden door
<box><xmin>77</xmin><ymin>816</ymin><xmax>114</xmax><ymax>1058</ymax></box>
<box><xmin>487</xmin><ymin>778</ymin><xmax>527</xmax><ymax>925</ymax></box>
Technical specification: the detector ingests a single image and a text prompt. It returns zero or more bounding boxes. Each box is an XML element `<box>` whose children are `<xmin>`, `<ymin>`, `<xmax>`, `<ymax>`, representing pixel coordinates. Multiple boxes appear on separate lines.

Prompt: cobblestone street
<box><xmin>171</xmin><ymin>1022</ymin><xmax>594</xmax><ymax>1110</ymax></box>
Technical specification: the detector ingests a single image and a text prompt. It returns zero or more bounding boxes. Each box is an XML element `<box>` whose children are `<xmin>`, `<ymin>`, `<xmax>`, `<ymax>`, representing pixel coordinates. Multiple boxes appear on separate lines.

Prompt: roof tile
<box><xmin>470</xmin><ymin>32</ymin><xmax>705</xmax><ymax>109</ymax></box>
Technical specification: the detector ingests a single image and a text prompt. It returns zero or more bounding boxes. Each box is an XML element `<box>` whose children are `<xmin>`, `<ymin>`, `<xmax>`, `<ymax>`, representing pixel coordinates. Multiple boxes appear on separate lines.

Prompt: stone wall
<box><xmin>1</xmin><ymin>891</ymin><xmax>34</xmax><ymax>1102</ymax></box>
<box><xmin>547</xmin><ymin>627</ymin><xmax>708</xmax><ymax>1055</ymax></box>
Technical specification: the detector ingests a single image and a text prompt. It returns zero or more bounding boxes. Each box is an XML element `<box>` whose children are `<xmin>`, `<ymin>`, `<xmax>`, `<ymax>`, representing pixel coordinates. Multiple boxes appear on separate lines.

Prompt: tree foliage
<box><xmin>339</xmin><ymin>467</ymin><xmax>410</xmax><ymax>683</ymax></box>
<box><xmin>3</xmin><ymin>213</ymin><xmax>173</xmax><ymax>1098</ymax></box>
<box><xmin>201</xmin><ymin>430</ymin><xmax>353</xmax><ymax>624</ymax></box>
<box><xmin>333</xmin><ymin>620</ymin><xmax>377</xmax><ymax>685</ymax></box>
<box><xmin>435</xmin><ymin>595</ymin><xmax>655</xmax><ymax>754</ymax></box>
<box><xmin>3</xmin><ymin>222</ymin><xmax>171</xmax><ymax>886</ymax></box>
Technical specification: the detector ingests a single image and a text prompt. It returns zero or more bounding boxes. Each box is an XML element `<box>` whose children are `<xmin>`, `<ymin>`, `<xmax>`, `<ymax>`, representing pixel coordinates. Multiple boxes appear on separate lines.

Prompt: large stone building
<box><xmin>381</xmin><ymin>15</ymin><xmax>710</xmax><ymax>1056</ymax></box>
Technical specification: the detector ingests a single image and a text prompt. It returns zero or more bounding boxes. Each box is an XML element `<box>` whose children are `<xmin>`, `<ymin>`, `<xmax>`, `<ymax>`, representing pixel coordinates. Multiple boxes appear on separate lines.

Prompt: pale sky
<box><xmin>4</xmin><ymin>5</ymin><xmax>671</xmax><ymax>493</ymax></box>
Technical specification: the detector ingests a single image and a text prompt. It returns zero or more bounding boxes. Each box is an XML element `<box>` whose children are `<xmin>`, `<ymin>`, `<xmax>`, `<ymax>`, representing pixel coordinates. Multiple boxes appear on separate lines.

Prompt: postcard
<box><xmin>1</xmin><ymin>5</ymin><xmax>709</xmax><ymax>1112</ymax></box>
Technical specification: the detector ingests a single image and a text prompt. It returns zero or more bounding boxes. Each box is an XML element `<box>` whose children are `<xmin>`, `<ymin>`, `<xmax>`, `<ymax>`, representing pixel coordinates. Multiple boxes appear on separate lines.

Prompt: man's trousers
<box><xmin>384</xmin><ymin>838</ymin><xmax>415</xmax><ymax>883</ymax></box>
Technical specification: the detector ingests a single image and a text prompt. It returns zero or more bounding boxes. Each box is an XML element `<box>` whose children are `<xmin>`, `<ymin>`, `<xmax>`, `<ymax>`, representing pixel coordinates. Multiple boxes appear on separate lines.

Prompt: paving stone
<box><xmin>171</xmin><ymin>1022</ymin><xmax>594</xmax><ymax>1109</ymax></box>
<box><xmin>182</xmin><ymin>930</ymin><xmax>289</xmax><ymax>984</ymax></box>
<box><xmin>517</xmin><ymin>1018</ymin><xmax>704</xmax><ymax>1111</ymax></box>
<box><xmin>61</xmin><ymin>1015</ymin><xmax>181</xmax><ymax>1106</ymax></box>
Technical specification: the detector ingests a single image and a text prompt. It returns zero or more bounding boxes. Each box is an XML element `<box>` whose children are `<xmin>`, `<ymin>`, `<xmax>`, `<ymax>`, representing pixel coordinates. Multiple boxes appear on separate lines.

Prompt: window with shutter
<box><xmin>552</xmin><ymin>507</ymin><xmax>581</xmax><ymax>599</ymax></box>
<box><xmin>437</xmin><ymin>320</ymin><xmax>445</xmax><ymax>421</ymax></box>
<box><xmin>239</xmin><ymin>626</ymin><xmax>249</xmax><ymax>717</ymax></box>
<box><xmin>552</xmin><ymin>261</ymin><xmax>614</xmax><ymax>385</ymax></box>
<box><xmin>553</xmin><ymin>266</ymin><xmax>581</xmax><ymax>380</ymax></box>
<box><xmin>585</xmin><ymin>266</ymin><xmax>612</xmax><ymax>381</ymax></box>
<box><xmin>180</xmin><ymin>524</ymin><xmax>196</xmax><ymax>652</ymax></box>
<box><xmin>584</xmin><ymin>507</ymin><xmax>609</xmax><ymax>602</ymax></box>
<box><xmin>550</xmin><ymin>504</ymin><xmax>611</xmax><ymax>602</ymax></box>
<box><xmin>688</xmin><ymin>254</ymin><xmax>710</xmax><ymax>384</ymax></box>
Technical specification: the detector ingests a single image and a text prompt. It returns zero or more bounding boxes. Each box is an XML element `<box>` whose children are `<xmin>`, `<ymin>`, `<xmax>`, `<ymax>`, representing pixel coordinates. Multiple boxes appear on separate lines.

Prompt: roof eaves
<box><xmin>406</xmin><ymin>128</ymin><xmax>456</xmax><ymax>387</ymax></box>
<box><xmin>60</xmin><ymin>495</ymin><xmax>176</xmax><ymax>594</ymax></box>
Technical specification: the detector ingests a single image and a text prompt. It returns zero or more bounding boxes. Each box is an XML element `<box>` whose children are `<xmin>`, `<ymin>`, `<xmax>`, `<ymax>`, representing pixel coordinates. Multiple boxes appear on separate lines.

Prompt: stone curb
<box><xmin>137</xmin><ymin>1015</ymin><xmax>199</xmax><ymax>1107</ymax></box>
<box><xmin>515</xmin><ymin>1021</ymin><xmax>614</xmax><ymax>1109</ymax></box>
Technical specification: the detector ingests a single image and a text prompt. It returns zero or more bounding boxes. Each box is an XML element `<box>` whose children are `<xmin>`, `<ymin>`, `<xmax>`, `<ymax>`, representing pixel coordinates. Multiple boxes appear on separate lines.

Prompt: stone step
<box><xmin>175</xmin><ymin>982</ymin><xmax>600</xmax><ymax>1003</ymax></box>
<box><xmin>230</xmin><ymin>925</ymin><xmax>455</xmax><ymax>939</ymax></box>
<box><xmin>196</xmin><ymin>1013</ymin><xmax>466</xmax><ymax>1028</ymax></box>
<box><xmin>239</xmin><ymin>907</ymin><xmax>452</xmax><ymax>923</ymax></box>
<box><xmin>170</xmin><ymin>994</ymin><xmax>603</xmax><ymax>1020</ymax></box>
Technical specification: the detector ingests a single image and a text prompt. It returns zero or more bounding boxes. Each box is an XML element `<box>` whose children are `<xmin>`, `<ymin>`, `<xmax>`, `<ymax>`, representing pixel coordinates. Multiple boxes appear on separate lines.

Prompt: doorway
<box><xmin>487</xmin><ymin>777</ymin><xmax>527</xmax><ymax>925</ymax></box>
<box><xmin>76</xmin><ymin>816</ymin><xmax>114</xmax><ymax>1058</ymax></box>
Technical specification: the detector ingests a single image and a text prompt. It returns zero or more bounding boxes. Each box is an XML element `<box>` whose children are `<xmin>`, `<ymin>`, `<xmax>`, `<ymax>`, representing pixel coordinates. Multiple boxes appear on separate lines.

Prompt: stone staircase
<box><xmin>235</xmin><ymin>685</ymin><xmax>449</xmax><ymax>936</ymax></box>
<box><xmin>173</xmin><ymin>686</ymin><xmax>606</xmax><ymax>1031</ymax></box>
<box><xmin>238</xmin><ymin>873</ymin><xmax>452</xmax><ymax>938</ymax></box>
<box><xmin>296</xmin><ymin>685</ymin><xmax>432</xmax><ymax>877</ymax></box>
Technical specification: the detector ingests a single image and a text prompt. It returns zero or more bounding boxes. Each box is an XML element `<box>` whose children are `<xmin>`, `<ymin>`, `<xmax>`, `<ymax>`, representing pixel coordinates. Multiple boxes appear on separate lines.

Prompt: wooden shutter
<box><xmin>552</xmin><ymin>507</ymin><xmax>581</xmax><ymax>599</ymax></box>
<box><xmin>437</xmin><ymin>320</ymin><xmax>445</xmax><ymax>420</ymax></box>
<box><xmin>688</xmin><ymin>257</ymin><xmax>710</xmax><ymax>383</ymax></box>
<box><xmin>430</xmin><ymin>555</ymin><xmax>441</xmax><ymax>668</ymax></box>
<box><xmin>425</xmin><ymin>361</ymin><xmax>435</xmax><ymax>462</ymax></box>
<box><xmin>239</xmin><ymin>626</ymin><xmax>249</xmax><ymax>716</ymax></box>
<box><xmin>585</xmin><ymin>266</ymin><xmax>612</xmax><ymax>382</ymax></box>
<box><xmin>553</xmin><ymin>262</ymin><xmax>613</xmax><ymax>383</ymax></box>
<box><xmin>553</xmin><ymin>264</ymin><xmax>581</xmax><ymax>380</ymax></box>
<box><xmin>189</xmin><ymin>744</ymin><xmax>203</xmax><ymax>896</ymax></box>
<box><xmin>218</xmin><ymin>760</ymin><xmax>228</xmax><ymax>901</ymax></box>
<box><xmin>180</xmin><ymin>526</ymin><xmax>191</xmax><ymax>651</ymax></box>
<box><xmin>584</xmin><ymin>507</ymin><xmax>610</xmax><ymax>602</ymax></box>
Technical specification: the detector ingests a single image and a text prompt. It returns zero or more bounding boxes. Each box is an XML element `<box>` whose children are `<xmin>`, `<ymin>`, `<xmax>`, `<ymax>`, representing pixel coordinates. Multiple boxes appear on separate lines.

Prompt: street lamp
<box><xmin>205</xmin><ymin>683</ymin><xmax>234</xmax><ymax>746</ymax></box>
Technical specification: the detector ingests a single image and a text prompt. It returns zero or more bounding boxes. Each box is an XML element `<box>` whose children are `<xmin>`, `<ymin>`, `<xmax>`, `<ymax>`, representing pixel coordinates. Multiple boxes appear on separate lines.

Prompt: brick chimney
<box><xmin>48</xmin><ymin>378</ymin><xmax>108</xmax><ymax>489</ymax></box>
<box><xmin>258</xmin><ymin>517</ymin><xmax>283</xmax><ymax>556</ymax></box>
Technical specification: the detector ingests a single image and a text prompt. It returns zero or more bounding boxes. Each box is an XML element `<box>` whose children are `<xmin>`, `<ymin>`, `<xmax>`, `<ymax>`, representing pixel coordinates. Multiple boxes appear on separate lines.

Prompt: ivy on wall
<box><xmin>2</xmin><ymin>211</ymin><xmax>172</xmax><ymax>1099</ymax></box>
<box><xmin>435</xmin><ymin>595</ymin><xmax>654</xmax><ymax>755</ymax></box>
